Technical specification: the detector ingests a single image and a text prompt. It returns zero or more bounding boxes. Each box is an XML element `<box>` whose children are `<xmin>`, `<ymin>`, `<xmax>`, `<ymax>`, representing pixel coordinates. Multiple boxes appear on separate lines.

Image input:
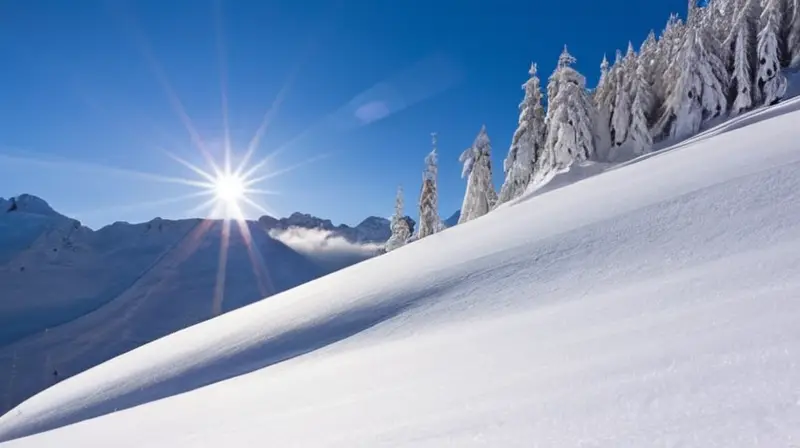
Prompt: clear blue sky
<box><xmin>0</xmin><ymin>0</ymin><xmax>687</xmax><ymax>229</ymax></box>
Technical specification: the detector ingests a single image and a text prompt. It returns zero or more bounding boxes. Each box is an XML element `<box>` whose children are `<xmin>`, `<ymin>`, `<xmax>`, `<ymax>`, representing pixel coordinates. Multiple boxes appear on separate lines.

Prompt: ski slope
<box><xmin>3</xmin><ymin>100</ymin><xmax>800</xmax><ymax>446</ymax></box>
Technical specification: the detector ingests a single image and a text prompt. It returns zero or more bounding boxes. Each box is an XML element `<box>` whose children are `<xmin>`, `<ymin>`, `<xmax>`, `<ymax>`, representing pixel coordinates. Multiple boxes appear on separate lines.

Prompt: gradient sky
<box><xmin>0</xmin><ymin>0</ymin><xmax>687</xmax><ymax>229</ymax></box>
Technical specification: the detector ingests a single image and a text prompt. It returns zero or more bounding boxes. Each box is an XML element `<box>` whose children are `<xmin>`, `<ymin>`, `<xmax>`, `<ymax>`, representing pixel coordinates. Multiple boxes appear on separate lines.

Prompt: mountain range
<box><xmin>0</xmin><ymin>194</ymin><xmax>430</xmax><ymax>414</ymax></box>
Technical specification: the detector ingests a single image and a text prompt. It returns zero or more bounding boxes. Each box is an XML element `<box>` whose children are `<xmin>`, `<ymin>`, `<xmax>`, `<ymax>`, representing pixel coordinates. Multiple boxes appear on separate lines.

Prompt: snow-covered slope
<box><xmin>3</xmin><ymin>99</ymin><xmax>800</xmax><ymax>446</ymax></box>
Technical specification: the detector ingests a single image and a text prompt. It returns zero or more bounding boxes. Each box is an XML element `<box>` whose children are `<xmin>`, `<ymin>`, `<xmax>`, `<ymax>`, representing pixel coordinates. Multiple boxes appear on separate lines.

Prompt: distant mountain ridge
<box><xmin>0</xmin><ymin>193</ymin><xmax>404</xmax><ymax>415</ymax></box>
<box><xmin>258</xmin><ymin>213</ymin><xmax>394</xmax><ymax>244</ymax></box>
<box><xmin>0</xmin><ymin>193</ymin><xmax>399</xmax><ymax>342</ymax></box>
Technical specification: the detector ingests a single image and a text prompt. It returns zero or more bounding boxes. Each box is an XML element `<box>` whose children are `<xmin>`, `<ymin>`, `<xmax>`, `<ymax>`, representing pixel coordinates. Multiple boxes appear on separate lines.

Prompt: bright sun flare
<box><xmin>214</xmin><ymin>173</ymin><xmax>246</xmax><ymax>204</ymax></box>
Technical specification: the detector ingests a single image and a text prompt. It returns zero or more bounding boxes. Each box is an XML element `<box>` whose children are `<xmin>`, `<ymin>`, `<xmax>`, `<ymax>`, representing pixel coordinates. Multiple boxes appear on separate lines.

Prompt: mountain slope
<box><xmin>0</xmin><ymin>206</ymin><xmax>390</xmax><ymax>416</ymax></box>
<box><xmin>2</xmin><ymin>100</ymin><xmax>800</xmax><ymax>446</ymax></box>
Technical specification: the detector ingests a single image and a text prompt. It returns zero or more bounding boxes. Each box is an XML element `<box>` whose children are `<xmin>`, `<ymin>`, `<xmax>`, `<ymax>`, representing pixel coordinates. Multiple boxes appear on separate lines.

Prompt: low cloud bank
<box><xmin>268</xmin><ymin>227</ymin><xmax>383</xmax><ymax>271</ymax></box>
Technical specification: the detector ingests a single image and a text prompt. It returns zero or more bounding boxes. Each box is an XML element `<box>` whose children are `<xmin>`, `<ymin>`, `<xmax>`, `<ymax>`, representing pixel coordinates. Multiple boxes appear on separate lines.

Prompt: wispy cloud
<box><xmin>354</xmin><ymin>101</ymin><xmax>391</xmax><ymax>124</ymax></box>
<box><xmin>268</xmin><ymin>227</ymin><xmax>382</xmax><ymax>271</ymax></box>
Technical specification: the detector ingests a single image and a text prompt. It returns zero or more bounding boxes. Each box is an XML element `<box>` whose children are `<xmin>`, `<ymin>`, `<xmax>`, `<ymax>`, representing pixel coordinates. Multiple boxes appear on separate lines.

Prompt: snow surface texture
<box><xmin>2</xmin><ymin>98</ymin><xmax>800</xmax><ymax>446</ymax></box>
<box><xmin>0</xmin><ymin>206</ymin><xmax>388</xmax><ymax>415</ymax></box>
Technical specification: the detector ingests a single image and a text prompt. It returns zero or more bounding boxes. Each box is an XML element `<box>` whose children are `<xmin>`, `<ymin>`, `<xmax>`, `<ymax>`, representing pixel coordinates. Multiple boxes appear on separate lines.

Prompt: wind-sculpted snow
<box><xmin>3</xmin><ymin>104</ymin><xmax>800</xmax><ymax>446</ymax></box>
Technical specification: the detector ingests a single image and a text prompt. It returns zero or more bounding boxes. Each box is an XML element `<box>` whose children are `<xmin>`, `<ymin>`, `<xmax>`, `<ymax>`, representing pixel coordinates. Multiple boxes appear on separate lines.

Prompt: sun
<box><xmin>214</xmin><ymin>172</ymin><xmax>245</xmax><ymax>204</ymax></box>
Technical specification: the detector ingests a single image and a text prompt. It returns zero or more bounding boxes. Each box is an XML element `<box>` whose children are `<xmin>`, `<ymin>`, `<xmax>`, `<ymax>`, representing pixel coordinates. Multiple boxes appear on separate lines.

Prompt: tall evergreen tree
<box><xmin>788</xmin><ymin>0</ymin><xmax>800</xmax><ymax>67</ymax></box>
<box><xmin>385</xmin><ymin>186</ymin><xmax>411</xmax><ymax>252</ymax></box>
<box><xmin>592</xmin><ymin>55</ymin><xmax>614</xmax><ymax>159</ymax></box>
<box><xmin>458</xmin><ymin>125</ymin><xmax>496</xmax><ymax>224</ymax></box>
<box><xmin>497</xmin><ymin>63</ymin><xmax>546</xmax><ymax>205</ymax></box>
<box><xmin>757</xmin><ymin>0</ymin><xmax>789</xmax><ymax>104</ymax></box>
<box><xmin>628</xmin><ymin>60</ymin><xmax>655</xmax><ymax>154</ymax></box>
<box><xmin>726</xmin><ymin>0</ymin><xmax>760</xmax><ymax>115</ymax></box>
<box><xmin>652</xmin><ymin>14</ymin><xmax>687</xmax><ymax>114</ymax></box>
<box><xmin>417</xmin><ymin>133</ymin><xmax>441</xmax><ymax>239</ymax></box>
<box><xmin>611</xmin><ymin>43</ymin><xmax>637</xmax><ymax>148</ymax></box>
<box><xmin>655</xmin><ymin>0</ymin><xmax>728</xmax><ymax>140</ymax></box>
<box><xmin>709</xmin><ymin>0</ymin><xmax>738</xmax><ymax>45</ymax></box>
<box><xmin>639</xmin><ymin>31</ymin><xmax>661</xmax><ymax>121</ymax></box>
<box><xmin>541</xmin><ymin>46</ymin><xmax>596</xmax><ymax>172</ymax></box>
<box><xmin>607</xmin><ymin>50</ymin><xmax>625</xmax><ymax>144</ymax></box>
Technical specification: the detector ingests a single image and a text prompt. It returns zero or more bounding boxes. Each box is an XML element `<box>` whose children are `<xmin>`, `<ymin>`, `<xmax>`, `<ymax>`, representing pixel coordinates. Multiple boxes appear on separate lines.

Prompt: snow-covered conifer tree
<box><xmin>611</xmin><ymin>43</ymin><xmax>636</xmax><ymax>147</ymax></box>
<box><xmin>709</xmin><ymin>0</ymin><xmax>738</xmax><ymax>45</ymax></box>
<box><xmin>757</xmin><ymin>0</ymin><xmax>789</xmax><ymax>104</ymax></box>
<box><xmin>628</xmin><ymin>60</ymin><xmax>655</xmax><ymax>154</ymax></box>
<box><xmin>545</xmin><ymin>48</ymin><xmax>576</xmax><ymax>124</ymax></box>
<box><xmin>385</xmin><ymin>186</ymin><xmax>411</xmax><ymax>252</ymax></box>
<box><xmin>726</xmin><ymin>0</ymin><xmax>760</xmax><ymax>115</ymax></box>
<box><xmin>654</xmin><ymin>14</ymin><xmax>687</xmax><ymax>110</ymax></box>
<box><xmin>592</xmin><ymin>55</ymin><xmax>613</xmax><ymax>157</ymax></box>
<box><xmin>655</xmin><ymin>0</ymin><xmax>729</xmax><ymax>140</ymax></box>
<box><xmin>542</xmin><ymin>46</ymin><xmax>596</xmax><ymax>171</ymax></box>
<box><xmin>497</xmin><ymin>63</ymin><xmax>546</xmax><ymax>205</ymax></box>
<box><xmin>458</xmin><ymin>125</ymin><xmax>496</xmax><ymax>224</ymax></box>
<box><xmin>417</xmin><ymin>133</ymin><xmax>441</xmax><ymax>239</ymax></box>
<box><xmin>638</xmin><ymin>31</ymin><xmax>660</xmax><ymax>118</ymax></box>
<box><xmin>788</xmin><ymin>0</ymin><xmax>800</xmax><ymax>67</ymax></box>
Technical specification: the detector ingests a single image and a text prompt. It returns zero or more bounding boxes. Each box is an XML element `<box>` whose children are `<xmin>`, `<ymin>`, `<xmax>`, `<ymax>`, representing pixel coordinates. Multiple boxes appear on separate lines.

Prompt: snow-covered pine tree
<box><xmin>458</xmin><ymin>125</ymin><xmax>497</xmax><ymax>224</ymax></box>
<box><xmin>607</xmin><ymin>50</ymin><xmax>624</xmax><ymax>144</ymax></box>
<box><xmin>417</xmin><ymin>133</ymin><xmax>441</xmax><ymax>239</ymax></box>
<box><xmin>663</xmin><ymin>16</ymin><xmax>688</xmax><ymax>73</ymax></box>
<box><xmin>789</xmin><ymin>0</ymin><xmax>800</xmax><ymax>67</ymax></box>
<box><xmin>385</xmin><ymin>186</ymin><xmax>411</xmax><ymax>252</ymax></box>
<box><xmin>655</xmin><ymin>0</ymin><xmax>729</xmax><ymax>140</ymax></box>
<box><xmin>709</xmin><ymin>0</ymin><xmax>738</xmax><ymax>45</ymax></box>
<box><xmin>628</xmin><ymin>59</ymin><xmax>655</xmax><ymax>154</ymax></box>
<box><xmin>757</xmin><ymin>0</ymin><xmax>789</xmax><ymax>104</ymax></box>
<box><xmin>703</xmin><ymin>0</ymin><xmax>733</xmax><ymax>74</ymax></box>
<box><xmin>542</xmin><ymin>46</ymin><xmax>596</xmax><ymax>170</ymax></box>
<box><xmin>653</xmin><ymin>14</ymin><xmax>687</xmax><ymax>113</ymax></box>
<box><xmin>726</xmin><ymin>0</ymin><xmax>760</xmax><ymax>115</ymax></box>
<box><xmin>611</xmin><ymin>43</ymin><xmax>636</xmax><ymax>148</ymax></box>
<box><xmin>545</xmin><ymin>48</ymin><xmax>576</xmax><ymax>125</ymax></box>
<box><xmin>639</xmin><ymin>31</ymin><xmax>660</xmax><ymax>120</ymax></box>
<box><xmin>497</xmin><ymin>63</ymin><xmax>546</xmax><ymax>206</ymax></box>
<box><xmin>592</xmin><ymin>55</ymin><xmax>614</xmax><ymax>158</ymax></box>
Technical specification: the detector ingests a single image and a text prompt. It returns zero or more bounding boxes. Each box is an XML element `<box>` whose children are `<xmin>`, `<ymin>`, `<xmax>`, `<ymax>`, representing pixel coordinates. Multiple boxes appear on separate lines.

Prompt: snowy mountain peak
<box><xmin>285</xmin><ymin>212</ymin><xmax>335</xmax><ymax>229</ymax></box>
<box><xmin>354</xmin><ymin>216</ymin><xmax>390</xmax><ymax>232</ymax></box>
<box><xmin>2</xmin><ymin>194</ymin><xmax>63</xmax><ymax>218</ymax></box>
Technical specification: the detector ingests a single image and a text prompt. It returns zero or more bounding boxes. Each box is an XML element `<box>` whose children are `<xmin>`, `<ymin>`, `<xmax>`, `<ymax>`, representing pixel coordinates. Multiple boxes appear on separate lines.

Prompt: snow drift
<box><xmin>3</xmin><ymin>99</ymin><xmax>800</xmax><ymax>446</ymax></box>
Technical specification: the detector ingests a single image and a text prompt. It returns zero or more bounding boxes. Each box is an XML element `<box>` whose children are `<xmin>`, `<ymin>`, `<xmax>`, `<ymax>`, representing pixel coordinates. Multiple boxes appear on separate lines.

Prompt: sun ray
<box><xmin>213</xmin><ymin>0</ymin><xmax>233</xmax><ymax>177</ymax></box>
<box><xmin>235</xmin><ymin>47</ymin><xmax>312</xmax><ymax>178</ymax></box>
<box><xmin>238</xmin><ymin>79</ymin><xmax>294</xmax><ymax>177</ymax></box>
<box><xmin>234</xmin><ymin>218</ymin><xmax>275</xmax><ymax>298</ymax></box>
<box><xmin>70</xmin><ymin>190</ymin><xmax>213</xmax><ymax>219</ymax></box>
<box><xmin>240</xmin><ymin>196</ymin><xmax>274</xmax><ymax>217</ymax></box>
<box><xmin>118</xmin><ymin>8</ymin><xmax>218</xmax><ymax>173</ymax></box>
<box><xmin>0</xmin><ymin>150</ymin><xmax>216</xmax><ymax>189</ymax></box>
<box><xmin>185</xmin><ymin>196</ymin><xmax>219</xmax><ymax>218</ymax></box>
<box><xmin>164</xmin><ymin>150</ymin><xmax>219</xmax><ymax>184</ymax></box>
<box><xmin>244</xmin><ymin>188</ymin><xmax>280</xmax><ymax>196</ymax></box>
<box><xmin>244</xmin><ymin>152</ymin><xmax>331</xmax><ymax>186</ymax></box>
<box><xmin>211</xmin><ymin>218</ymin><xmax>231</xmax><ymax>317</ymax></box>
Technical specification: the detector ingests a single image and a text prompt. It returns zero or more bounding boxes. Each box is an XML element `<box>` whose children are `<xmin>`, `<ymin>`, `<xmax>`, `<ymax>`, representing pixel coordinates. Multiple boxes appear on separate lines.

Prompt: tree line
<box><xmin>386</xmin><ymin>0</ymin><xmax>798</xmax><ymax>251</ymax></box>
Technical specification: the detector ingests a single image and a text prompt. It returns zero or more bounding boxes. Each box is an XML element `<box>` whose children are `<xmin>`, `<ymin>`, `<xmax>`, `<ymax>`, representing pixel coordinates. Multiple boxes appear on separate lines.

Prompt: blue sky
<box><xmin>0</xmin><ymin>0</ymin><xmax>687</xmax><ymax>229</ymax></box>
